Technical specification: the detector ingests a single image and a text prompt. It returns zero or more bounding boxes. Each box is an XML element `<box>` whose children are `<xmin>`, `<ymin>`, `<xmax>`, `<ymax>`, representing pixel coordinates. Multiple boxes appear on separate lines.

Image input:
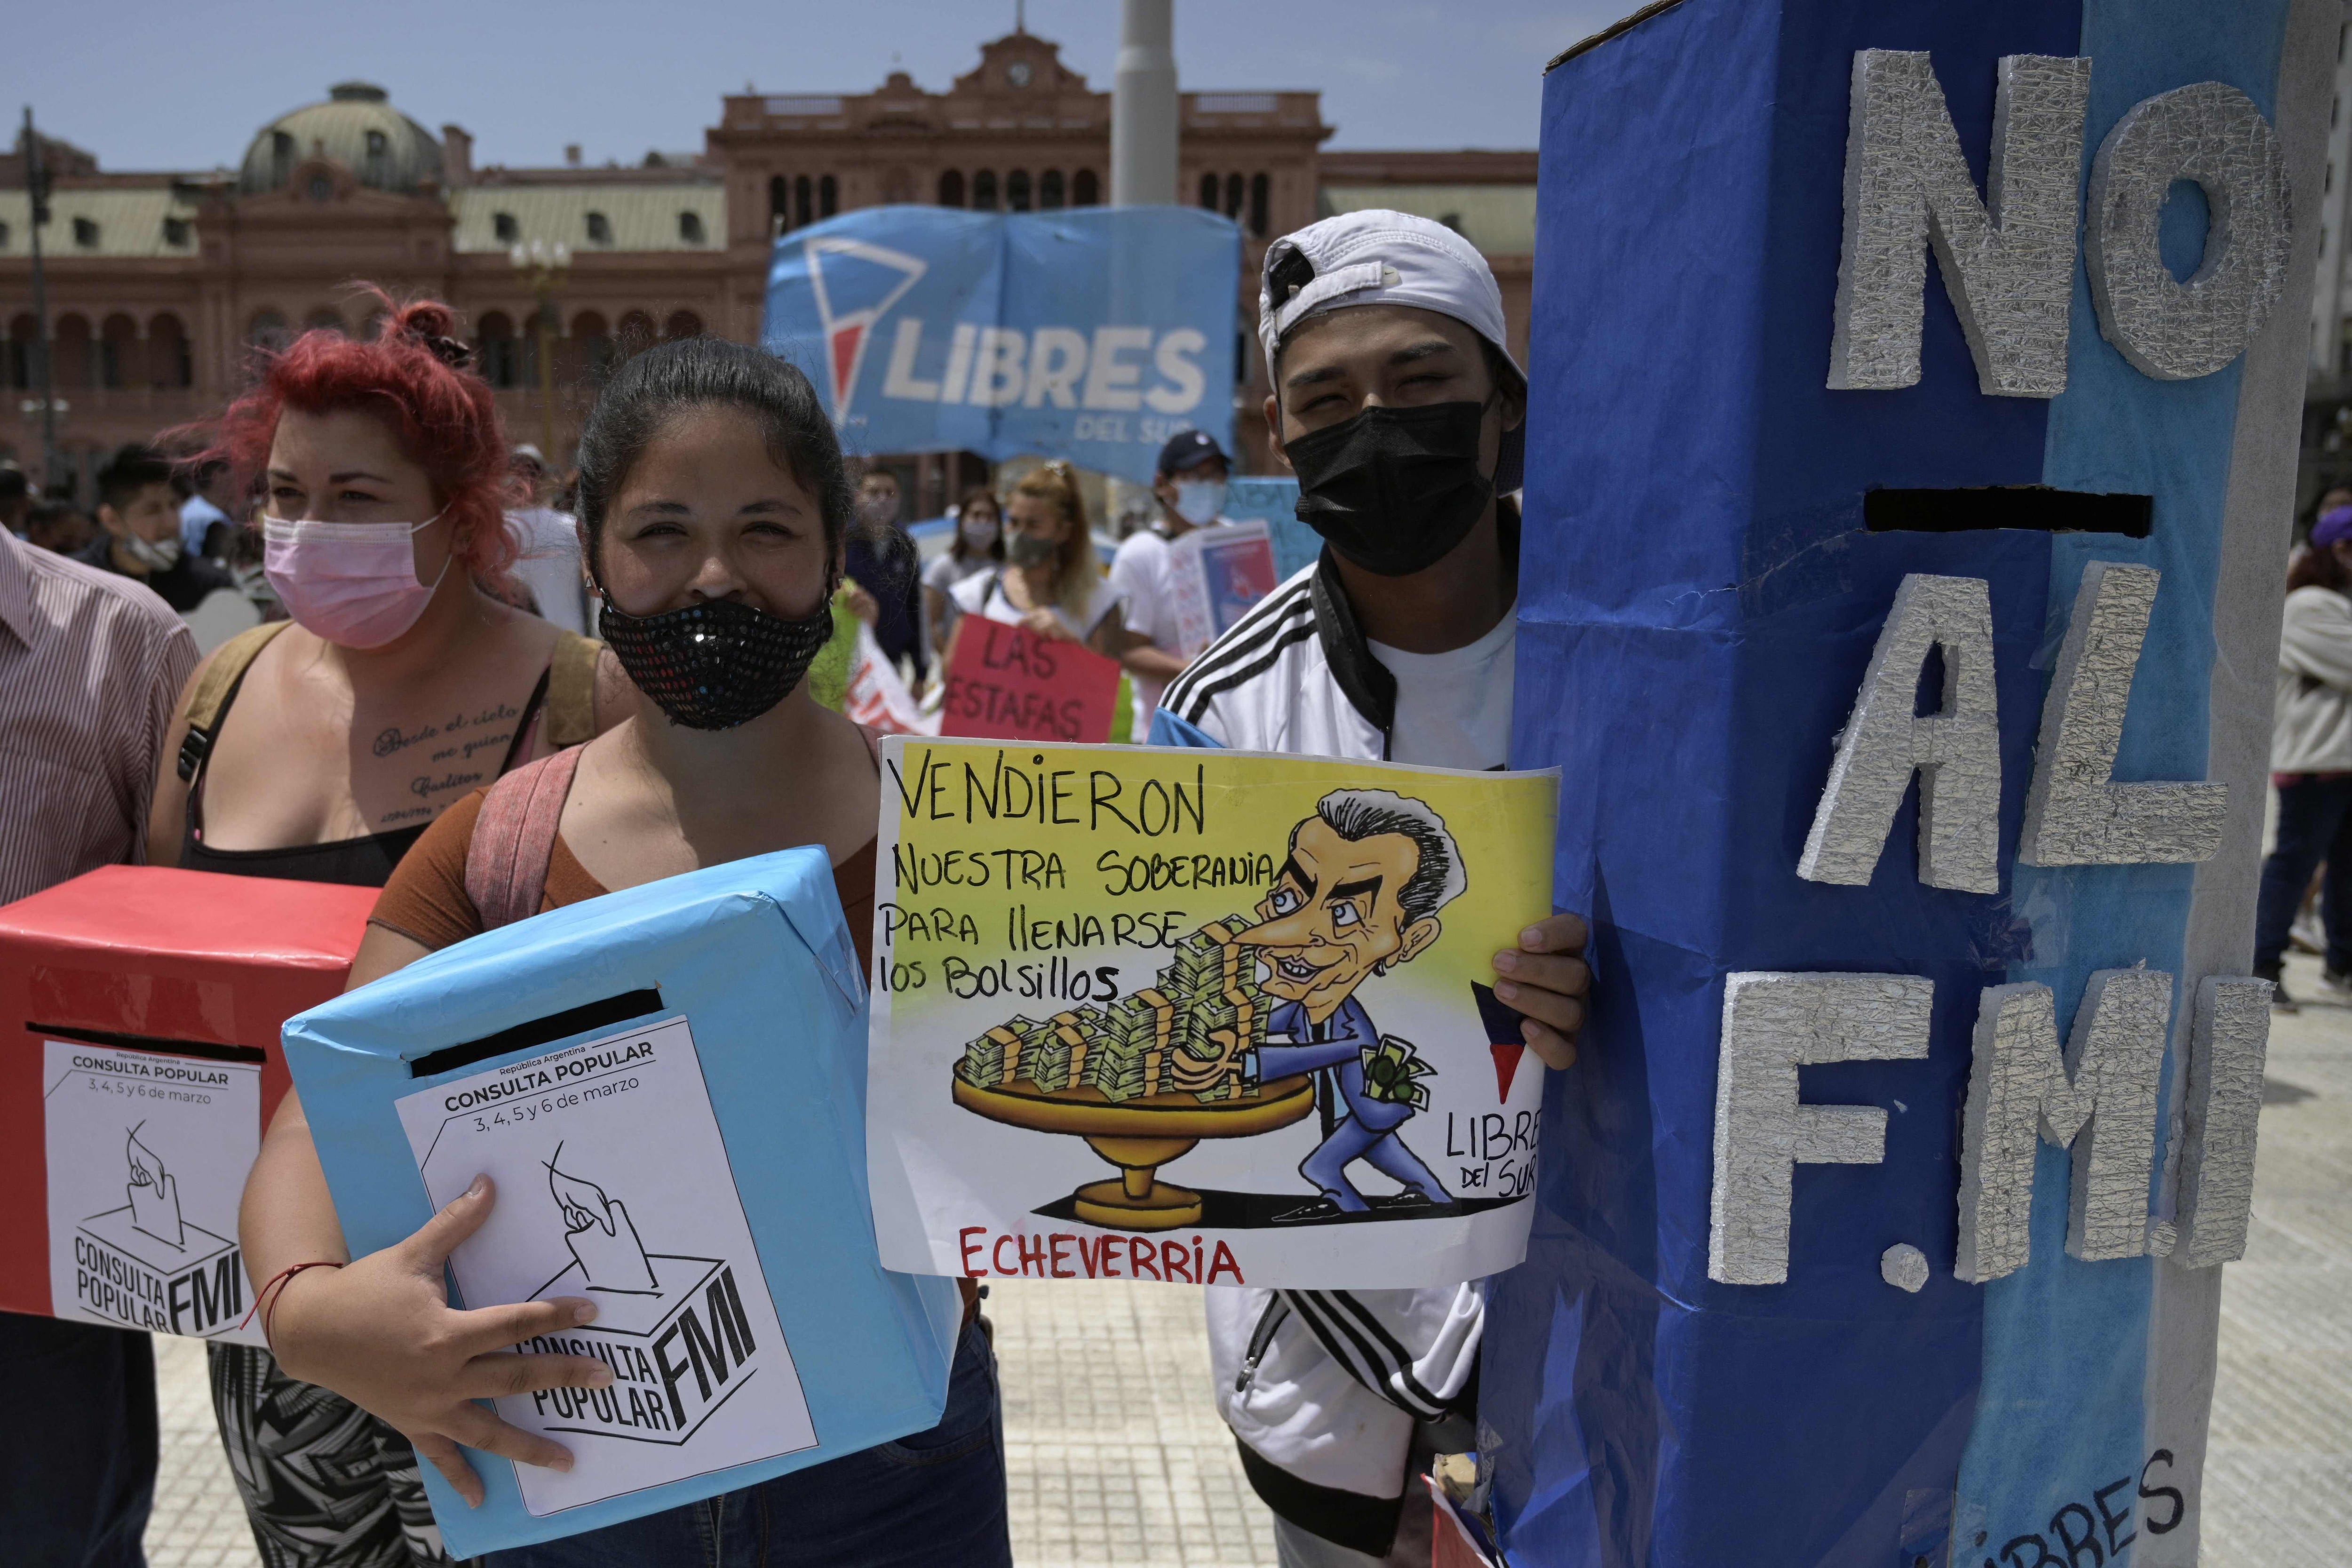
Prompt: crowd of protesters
<box><xmin>0</xmin><ymin>208</ymin><xmax>1590</xmax><ymax>1568</ymax></box>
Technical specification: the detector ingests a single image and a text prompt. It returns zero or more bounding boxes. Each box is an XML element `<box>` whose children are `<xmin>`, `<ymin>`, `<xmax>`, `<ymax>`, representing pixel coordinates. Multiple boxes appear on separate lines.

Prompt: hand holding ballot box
<box><xmin>0</xmin><ymin>865</ymin><xmax>377</xmax><ymax>1341</ymax></box>
<box><xmin>284</xmin><ymin>846</ymin><xmax>959</xmax><ymax>1559</ymax></box>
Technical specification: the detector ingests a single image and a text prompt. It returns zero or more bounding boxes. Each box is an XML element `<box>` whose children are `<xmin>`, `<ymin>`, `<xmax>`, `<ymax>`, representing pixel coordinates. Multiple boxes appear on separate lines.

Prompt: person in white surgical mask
<box><xmin>921</xmin><ymin>485</ymin><xmax>1005</xmax><ymax>661</ymax></box>
<box><xmin>1103</xmin><ymin>427</ymin><xmax>1233</xmax><ymax>735</ymax></box>
<box><xmin>79</xmin><ymin>443</ymin><xmax>239</xmax><ymax>612</ymax></box>
<box><xmin>146</xmin><ymin>292</ymin><xmax>627</xmax><ymax>1568</ymax></box>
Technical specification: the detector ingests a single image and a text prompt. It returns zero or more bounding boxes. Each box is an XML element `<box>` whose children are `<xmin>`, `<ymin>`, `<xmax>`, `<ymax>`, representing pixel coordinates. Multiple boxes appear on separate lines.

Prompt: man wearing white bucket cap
<box><xmin>1151</xmin><ymin>212</ymin><xmax>1590</xmax><ymax>1565</ymax></box>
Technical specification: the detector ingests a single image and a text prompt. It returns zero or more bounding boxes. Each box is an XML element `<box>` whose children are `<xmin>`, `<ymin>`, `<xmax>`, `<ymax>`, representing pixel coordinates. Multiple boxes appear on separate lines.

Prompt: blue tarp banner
<box><xmin>763</xmin><ymin>206</ymin><xmax>1241</xmax><ymax>486</ymax></box>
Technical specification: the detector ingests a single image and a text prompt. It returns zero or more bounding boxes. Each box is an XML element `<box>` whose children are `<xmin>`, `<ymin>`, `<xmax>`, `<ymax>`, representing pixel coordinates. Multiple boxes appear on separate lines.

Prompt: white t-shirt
<box><xmin>921</xmin><ymin>550</ymin><xmax>996</xmax><ymax>657</ymax></box>
<box><xmin>949</xmin><ymin>566</ymin><xmax>1118</xmax><ymax>645</ymax></box>
<box><xmin>1107</xmin><ymin>518</ymin><xmax>1230</xmax><ymax>732</ymax></box>
<box><xmin>507</xmin><ymin>507</ymin><xmax>590</xmax><ymax>636</ymax></box>
<box><xmin>180</xmin><ymin>495</ymin><xmax>230</xmax><ymax>557</ymax></box>
<box><xmin>1366</xmin><ymin>602</ymin><xmax>1517</xmax><ymax>769</ymax></box>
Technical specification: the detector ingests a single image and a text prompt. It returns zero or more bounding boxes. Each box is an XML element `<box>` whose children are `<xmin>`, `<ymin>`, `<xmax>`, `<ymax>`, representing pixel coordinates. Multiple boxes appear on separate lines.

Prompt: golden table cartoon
<box><xmin>951</xmin><ymin>1072</ymin><xmax>1316</xmax><ymax>1230</ymax></box>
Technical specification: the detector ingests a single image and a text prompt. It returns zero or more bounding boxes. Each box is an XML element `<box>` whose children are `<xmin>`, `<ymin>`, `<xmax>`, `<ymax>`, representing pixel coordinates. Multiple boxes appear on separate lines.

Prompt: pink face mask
<box><xmin>262</xmin><ymin>513</ymin><xmax>451</xmax><ymax>650</ymax></box>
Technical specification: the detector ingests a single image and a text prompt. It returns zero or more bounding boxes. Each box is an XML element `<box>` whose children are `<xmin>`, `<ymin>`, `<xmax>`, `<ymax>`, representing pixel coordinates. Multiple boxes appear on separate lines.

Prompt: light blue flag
<box><xmin>764</xmin><ymin>206</ymin><xmax>1240</xmax><ymax>485</ymax></box>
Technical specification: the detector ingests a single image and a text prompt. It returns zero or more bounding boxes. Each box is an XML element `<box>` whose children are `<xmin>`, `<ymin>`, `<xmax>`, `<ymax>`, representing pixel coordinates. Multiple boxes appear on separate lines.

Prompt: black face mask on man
<box><xmin>1283</xmin><ymin>398</ymin><xmax>1495</xmax><ymax>578</ymax></box>
<box><xmin>598</xmin><ymin>591</ymin><xmax>836</xmax><ymax>731</ymax></box>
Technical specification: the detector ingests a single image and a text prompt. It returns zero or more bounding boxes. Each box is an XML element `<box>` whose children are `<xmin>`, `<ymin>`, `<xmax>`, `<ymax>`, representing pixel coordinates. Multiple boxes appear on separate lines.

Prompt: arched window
<box><xmin>162</xmin><ymin>216</ymin><xmax>191</xmax><ymax>248</ymax></box>
<box><xmin>938</xmin><ymin>169</ymin><xmax>965</xmax><ymax>207</ymax></box>
<box><xmin>148</xmin><ymin>314</ymin><xmax>192</xmax><ymax>388</ymax></box>
<box><xmin>818</xmin><ymin>175</ymin><xmax>838</xmax><ymax>218</ymax></box>
<box><xmin>572</xmin><ymin>310</ymin><xmax>614</xmax><ymax>382</ymax></box>
<box><xmin>476</xmin><ymin>310</ymin><xmax>518</xmax><ymax>389</ymax></box>
<box><xmin>271</xmin><ymin>130</ymin><xmax>294</xmax><ymax>186</ymax></box>
<box><xmin>53</xmin><ymin>314</ymin><xmax>92</xmax><ymax>390</ymax></box>
<box><xmin>1249</xmin><ymin>173</ymin><xmax>1270</xmax><ymax>238</ymax></box>
<box><xmin>72</xmin><ymin>217</ymin><xmax>100</xmax><ymax>249</ymax></box>
<box><xmin>1073</xmin><ymin>169</ymin><xmax>1099</xmax><ymax>207</ymax></box>
<box><xmin>664</xmin><ymin>310</ymin><xmax>703</xmax><ymax>340</ymax></box>
<box><xmin>247</xmin><ymin>310</ymin><xmax>290</xmax><ymax>354</ymax></box>
<box><xmin>973</xmin><ymin>170</ymin><xmax>998</xmax><ymax>210</ymax></box>
<box><xmin>679</xmin><ymin>210</ymin><xmax>706</xmax><ymax>244</ymax></box>
<box><xmin>99</xmin><ymin>314</ymin><xmax>139</xmax><ymax>390</ymax></box>
<box><xmin>1040</xmin><ymin>169</ymin><xmax>1065</xmax><ymax>209</ymax></box>
<box><xmin>5</xmin><ymin>310</ymin><xmax>35</xmax><ymax>388</ymax></box>
<box><xmin>1006</xmin><ymin>169</ymin><xmax>1032</xmax><ymax>211</ymax></box>
<box><xmin>795</xmin><ymin>175</ymin><xmax>813</xmax><ymax>229</ymax></box>
<box><xmin>585</xmin><ymin>211</ymin><xmax>612</xmax><ymax>246</ymax></box>
<box><xmin>1198</xmin><ymin>172</ymin><xmax>1219</xmax><ymax>210</ymax></box>
<box><xmin>770</xmin><ymin>175</ymin><xmax>790</xmax><ymax>232</ymax></box>
<box><xmin>1224</xmin><ymin>173</ymin><xmax>1245</xmax><ymax>219</ymax></box>
<box><xmin>6</xmin><ymin>314</ymin><xmax>38</xmax><ymax>391</ymax></box>
<box><xmin>364</xmin><ymin>128</ymin><xmax>388</xmax><ymax>183</ymax></box>
<box><xmin>494</xmin><ymin>211</ymin><xmax>519</xmax><ymax>243</ymax></box>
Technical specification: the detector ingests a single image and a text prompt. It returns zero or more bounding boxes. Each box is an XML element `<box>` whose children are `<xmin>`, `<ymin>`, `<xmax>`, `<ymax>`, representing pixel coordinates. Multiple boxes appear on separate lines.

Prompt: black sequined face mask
<box><xmin>598</xmin><ymin>591</ymin><xmax>835</xmax><ymax>731</ymax></box>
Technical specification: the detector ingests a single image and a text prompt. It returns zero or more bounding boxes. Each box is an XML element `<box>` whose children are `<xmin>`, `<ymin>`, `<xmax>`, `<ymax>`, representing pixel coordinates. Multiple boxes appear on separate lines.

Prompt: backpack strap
<box><xmin>544</xmin><ymin>631</ymin><xmax>603</xmax><ymax>749</ymax></box>
<box><xmin>175</xmin><ymin>621</ymin><xmax>293</xmax><ymax>783</ymax></box>
<box><xmin>464</xmin><ymin>744</ymin><xmax>586</xmax><ymax>931</ymax></box>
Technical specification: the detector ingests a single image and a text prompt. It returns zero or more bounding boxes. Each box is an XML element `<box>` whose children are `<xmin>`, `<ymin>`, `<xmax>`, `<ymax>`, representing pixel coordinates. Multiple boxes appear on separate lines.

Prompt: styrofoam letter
<box><xmin>1828</xmin><ymin>51</ymin><xmax>2090</xmax><ymax>397</ymax></box>
<box><xmin>1709</xmin><ymin>972</ymin><xmax>1934</xmax><ymax>1286</ymax></box>
<box><xmin>1798</xmin><ymin>574</ymin><xmax>2002</xmax><ymax>892</ymax></box>
<box><xmin>1955</xmin><ymin>969</ymin><xmax>2173</xmax><ymax>1283</ymax></box>
<box><xmin>2170</xmin><ymin>977</ymin><xmax>2271</xmax><ymax>1267</ymax></box>
<box><xmin>2086</xmin><ymin>82</ymin><xmax>2293</xmax><ymax>382</ymax></box>
<box><xmin>2018</xmin><ymin>562</ymin><xmax>2227</xmax><ymax>865</ymax></box>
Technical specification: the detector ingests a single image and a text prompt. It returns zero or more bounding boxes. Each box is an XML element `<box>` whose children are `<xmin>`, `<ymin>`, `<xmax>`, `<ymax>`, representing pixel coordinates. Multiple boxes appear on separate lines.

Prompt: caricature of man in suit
<box><xmin>1222</xmin><ymin>788</ymin><xmax>1464</xmax><ymax>1219</ymax></box>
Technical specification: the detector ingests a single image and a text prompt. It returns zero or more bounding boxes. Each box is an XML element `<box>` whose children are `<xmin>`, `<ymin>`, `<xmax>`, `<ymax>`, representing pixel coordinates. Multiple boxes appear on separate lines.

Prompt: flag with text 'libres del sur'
<box><xmin>763</xmin><ymin>206</ymin><xmax>1240</xmax><ymax>486</ymax></box>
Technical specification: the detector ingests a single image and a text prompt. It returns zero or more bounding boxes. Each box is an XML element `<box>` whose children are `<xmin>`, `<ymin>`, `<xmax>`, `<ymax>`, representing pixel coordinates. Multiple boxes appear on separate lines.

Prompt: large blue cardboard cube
<box><xmin>286</xmin><ymin>847</ymin><xmax>959</xmax><ymax>1558</ymax></box>
<box><xmin>1496</xmin><ymin>0</ymin><xmax>2331</xmax><ymax>1564</ymax></box>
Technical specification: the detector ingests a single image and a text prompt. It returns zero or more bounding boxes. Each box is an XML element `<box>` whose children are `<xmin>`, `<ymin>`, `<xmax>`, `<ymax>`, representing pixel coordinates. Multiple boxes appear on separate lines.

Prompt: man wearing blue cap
<box><xmin>1150</xmin><ymin>209</ymin><xmax>1590</xmax><ymax>1568</ymax></box>
<box><xmin>1104</xmin><ymin>428</ymin><xmax>1234</xmax><ymax>736</ymax></box>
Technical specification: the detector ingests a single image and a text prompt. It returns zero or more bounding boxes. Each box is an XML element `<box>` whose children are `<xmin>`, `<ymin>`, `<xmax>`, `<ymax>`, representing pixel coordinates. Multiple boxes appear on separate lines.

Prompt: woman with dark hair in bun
<box><xmin>237</xmin><ymin>333</ymin><xmax>1012</xmax><ymax>1566</ymax></box>
<box><xmin>151</xmin><ymin>292</ymin><xmax>628</xmax><ymax>1567</ymax></box>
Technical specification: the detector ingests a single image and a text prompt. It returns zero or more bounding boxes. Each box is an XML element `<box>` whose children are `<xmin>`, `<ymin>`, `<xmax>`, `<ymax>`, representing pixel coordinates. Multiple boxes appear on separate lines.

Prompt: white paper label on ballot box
<box><xmin>45</xmin><ymin>1040</ymin><xmax>265</xmax><ymax>1344</ymax></box>
<box><xmin>395</xmin><ymin>1015</ymin><xmax>815</xmax><ymax>1516</ymax></box>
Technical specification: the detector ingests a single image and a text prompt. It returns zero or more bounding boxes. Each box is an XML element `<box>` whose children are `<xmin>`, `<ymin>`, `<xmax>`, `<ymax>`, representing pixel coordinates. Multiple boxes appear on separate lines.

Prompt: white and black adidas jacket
<box><xmin>1148</xmin><ymin>545</ymin><xmax>1498</xmax><ymax>1553</ymax></box>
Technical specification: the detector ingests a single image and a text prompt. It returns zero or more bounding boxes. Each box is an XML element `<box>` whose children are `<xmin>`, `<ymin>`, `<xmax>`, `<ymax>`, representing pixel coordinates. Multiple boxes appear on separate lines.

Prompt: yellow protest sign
<box><xmin>866</xmin><ymin>736</ymin><xmax>1560</xmax><ymax>1289</ymax></box>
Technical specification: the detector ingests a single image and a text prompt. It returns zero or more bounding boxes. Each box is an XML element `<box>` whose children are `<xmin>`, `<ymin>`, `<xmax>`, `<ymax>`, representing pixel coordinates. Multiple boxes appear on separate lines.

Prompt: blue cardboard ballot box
<box><xmin>285</xmin><ymin>847</ymin><xmax>959</xmax><ymax>1557</ymax></box>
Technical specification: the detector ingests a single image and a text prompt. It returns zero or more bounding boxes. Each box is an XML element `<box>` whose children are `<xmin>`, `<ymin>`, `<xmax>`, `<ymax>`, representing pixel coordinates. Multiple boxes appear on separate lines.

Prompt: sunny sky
<box><xmin>8</xmin><ymin>0</ymin><xmax>1639</xmax><ymax>175</ymax></box>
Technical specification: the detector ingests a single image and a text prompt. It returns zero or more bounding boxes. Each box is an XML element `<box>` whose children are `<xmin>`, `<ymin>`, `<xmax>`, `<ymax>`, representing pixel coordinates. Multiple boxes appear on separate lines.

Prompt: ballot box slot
<box><xmin>408</xmin><ymin>987</ymin><xmax>666</xmax><ymax>1079</ymax></box>
<box><xmin>28</xmin><ymin>1022</ymin><xmax>266</xmax><ymax>1065</ymax></box>
<box><xmin>1864</xmin><ymin>486</ymin><xmax>2153</xmax><ymax>537</ymax></box>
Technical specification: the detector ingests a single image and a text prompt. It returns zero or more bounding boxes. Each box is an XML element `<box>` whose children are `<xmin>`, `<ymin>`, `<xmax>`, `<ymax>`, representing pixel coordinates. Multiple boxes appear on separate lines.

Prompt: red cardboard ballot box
<box><xmin>0</xmin><ymin>865</ymin><xmax>377</xmax><ymax>1340</ymax></box>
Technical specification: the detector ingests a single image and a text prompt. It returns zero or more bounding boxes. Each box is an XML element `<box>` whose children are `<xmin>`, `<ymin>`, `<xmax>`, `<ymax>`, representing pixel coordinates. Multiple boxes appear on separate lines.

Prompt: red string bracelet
<box><xmin>240</xmin><ymin>1260</ymin><xmax>344</xmax><ymax>1351</ymax></box>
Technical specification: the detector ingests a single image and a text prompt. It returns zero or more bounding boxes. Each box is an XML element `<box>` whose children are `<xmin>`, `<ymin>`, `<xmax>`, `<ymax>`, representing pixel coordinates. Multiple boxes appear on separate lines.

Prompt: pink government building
<box><xmin>0</xmin><ymin>26</ymin><xmax>1533</xmax><ymax>509</ymax></box>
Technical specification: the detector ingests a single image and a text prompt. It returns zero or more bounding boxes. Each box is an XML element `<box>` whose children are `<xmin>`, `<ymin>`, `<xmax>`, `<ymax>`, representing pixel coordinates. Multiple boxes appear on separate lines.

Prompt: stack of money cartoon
<box><xmin>953</xmin><ymin>916</ymin><xmax>1271</xmax><ymax>1103</ymax></box>
<box><xmin>1085</xmin><ymin>987</ymin><xmax>1174</xmax><ymax>1101</ymax></box>
<box><xmin>1026</xmin><ymin>1007</ymin><xmax>1104</xmax><ymax>1093</ymax></box>
<box><xmin>1158</xmin><ymin>915</ymin><xmax>1268</xmax><ymax>1099</ymax></box>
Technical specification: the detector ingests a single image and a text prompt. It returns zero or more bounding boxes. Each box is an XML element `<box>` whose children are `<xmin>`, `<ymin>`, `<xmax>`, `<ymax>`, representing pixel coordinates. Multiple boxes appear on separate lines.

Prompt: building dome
<box><xmin>239</xmin><ymin>82</ymin><xmax>445</xmax><ymax>196</ymax></box>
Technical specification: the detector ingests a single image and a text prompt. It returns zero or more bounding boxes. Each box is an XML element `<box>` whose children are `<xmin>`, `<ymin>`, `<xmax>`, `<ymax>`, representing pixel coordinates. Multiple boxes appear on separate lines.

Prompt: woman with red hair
<box><xmin>150</xmin><ymin>294</ymin><xmax>624</xmax><ymax>1568</ymax></box>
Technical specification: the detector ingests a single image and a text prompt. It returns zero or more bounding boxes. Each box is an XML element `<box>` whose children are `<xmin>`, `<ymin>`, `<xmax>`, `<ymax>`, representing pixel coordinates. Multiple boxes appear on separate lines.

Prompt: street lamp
<box><xmin>509</xmin><ymin>238</ymin><xmax>571</xmax><ymax>464</ymax></box>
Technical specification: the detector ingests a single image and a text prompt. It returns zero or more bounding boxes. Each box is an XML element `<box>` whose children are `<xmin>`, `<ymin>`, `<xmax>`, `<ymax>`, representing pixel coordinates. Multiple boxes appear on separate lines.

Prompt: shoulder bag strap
<box><xmin>543</xmin><ymin>631</ymin><xmax>603</xmax><ymax>750</ymax></box>
<box><xmin>175</xmin><ymin>621</ymin><xmax>293</xmax><ymax>783</ymax></box>
<box><xmin>464</xmin><ymin>744</ymin><xmax>586</xmax><ymax>931</ymax></box>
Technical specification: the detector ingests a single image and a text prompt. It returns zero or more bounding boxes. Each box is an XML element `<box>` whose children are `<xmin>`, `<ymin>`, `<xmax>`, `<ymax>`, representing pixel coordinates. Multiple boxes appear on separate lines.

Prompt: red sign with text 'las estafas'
<box><xmin>941</xmin><ymin>618</ymin><xmax>1120</xmax><ymax>745</ymax></box>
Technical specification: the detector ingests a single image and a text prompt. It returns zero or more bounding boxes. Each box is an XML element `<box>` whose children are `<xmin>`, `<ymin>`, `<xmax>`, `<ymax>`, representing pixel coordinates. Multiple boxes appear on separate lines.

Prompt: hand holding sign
<box><xmin>941</xmin><ymin>618</ymin><xmax>1121</xmax><ymax>745</ymax></box>
<box><xmin>269</xmin><ymin>1173</ymin><xmax>613</xmax><ymax>1507</ymax></box>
